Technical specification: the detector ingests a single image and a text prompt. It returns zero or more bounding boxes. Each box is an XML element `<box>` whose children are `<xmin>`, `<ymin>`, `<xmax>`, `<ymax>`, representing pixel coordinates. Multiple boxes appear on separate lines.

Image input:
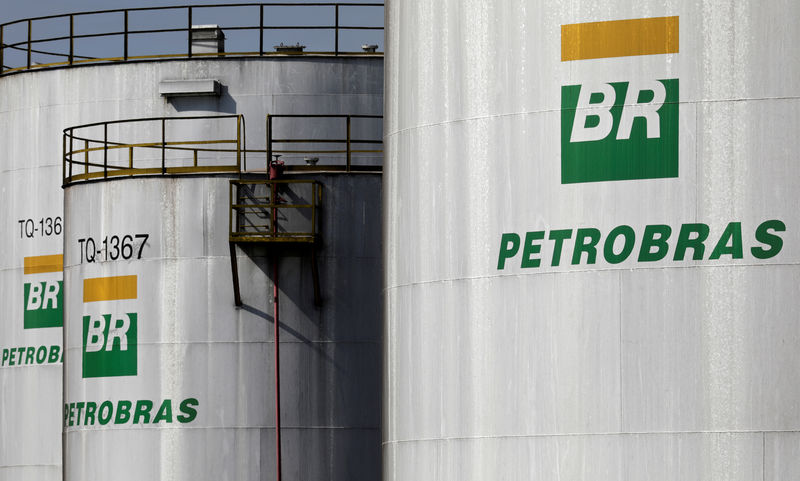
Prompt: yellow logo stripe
<box><xmin>24</xmin><ymin>254</ymin><xmax>63</xmax><ymax>274</ymax></box>
<box><xmin>83</xmin><ymin>275</ymin><xmax>137</xmax><ymax>302</ymax></box>
<box><xmin>561</xmin><ymin>16</ymin><xmax>679</xmax><ymax>61</ymax></box>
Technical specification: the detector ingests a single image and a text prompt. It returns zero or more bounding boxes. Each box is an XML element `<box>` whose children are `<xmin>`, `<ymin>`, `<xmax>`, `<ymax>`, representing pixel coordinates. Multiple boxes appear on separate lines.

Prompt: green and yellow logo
<box><xmin>23</xmin><ymin>254</ymin><xmax>63</xmax><ymax>329</ymax></box>
<box><xmin>561</xmin><ymin>16</ymin><xmax>679</xmax><ymax>184</ymax></box>
<box><xmin>82</xmin><ymin>275</ymin><xmax>138</xmax><ymax>378</ymax></box>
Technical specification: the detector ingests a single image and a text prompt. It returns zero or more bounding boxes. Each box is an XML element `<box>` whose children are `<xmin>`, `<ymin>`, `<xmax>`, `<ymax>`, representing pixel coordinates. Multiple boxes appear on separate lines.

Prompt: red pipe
<box><xmin>269</xmin><ymin>163</ymin><xmax>282</xmax><ymax>481</ymax></box>
<box><xmin>273</xmin><ymin>255</ymin><xmax>282</xmax><ymax>481</ymax></box>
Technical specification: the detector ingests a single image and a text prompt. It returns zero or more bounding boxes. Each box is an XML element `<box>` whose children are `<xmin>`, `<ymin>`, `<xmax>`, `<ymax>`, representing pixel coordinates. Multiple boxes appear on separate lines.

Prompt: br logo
<box><xmin>82</xmin><ymin>313</ymin><xmax>137</xmax><ymax>378</ymax></box>
<box><xmin>23</xmin><ymin>255</ymin><xmax>64</xmax><ymax>329</ymax></box>
<box><xmin>82</xmin><ymin>275</ymin><xmax>138</xmax><ymax>378</ymax></box>
<box><xmin>561</xmin><ymin>16</ymin><xmax>680</xmax><ymax>184</ymax></box>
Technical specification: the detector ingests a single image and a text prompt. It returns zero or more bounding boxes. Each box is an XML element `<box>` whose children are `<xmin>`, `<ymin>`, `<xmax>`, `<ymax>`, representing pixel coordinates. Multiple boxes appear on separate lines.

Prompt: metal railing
<box><xmin>267</xmin><ymin>114</ymin><xmax>382</xmax><ymax>172</ymax></box>
<box><xmin>63</xmin><ymin>115</ymin><xmax>245</xmax><ymax>186</ymax></box>
<box><xmin>230</xmin><ymin>179</ymin><xmax>322</xmax><ymax>243</ymax></box>
<box><xmin>1</xmin><ymin>3</ymin><xmax>383</xmax><ymax>76</ymax></box>
<box><xmin>62</xmin><ymin>113</ymin><xmax>383</xmax><ymax>185</ymax></box>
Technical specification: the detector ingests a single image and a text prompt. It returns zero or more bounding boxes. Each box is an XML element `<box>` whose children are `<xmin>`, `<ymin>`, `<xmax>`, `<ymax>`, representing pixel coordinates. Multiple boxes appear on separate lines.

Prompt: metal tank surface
<box><xmin>385</xmin><ymin>1</ymin><xmax>800</xmax><ymax>480</ymax></box>
<box><xmin>63</xmin><ymin>173</ymin><xmax>382</xmax><ymax>480</ymax></box>
<box><xmin>0</xmin><ymin>76</ymin><xmax>65</xmax><ymax>481</ymax></box>
<box><xmin>0</xmin><ymin>4</ymin><xmax>383</xmax><ymax>480</ymax></box>
<box><xmin>55</xmin><ymin>64</ymin><xmax>382</xmax><ymax>480</ymax></box>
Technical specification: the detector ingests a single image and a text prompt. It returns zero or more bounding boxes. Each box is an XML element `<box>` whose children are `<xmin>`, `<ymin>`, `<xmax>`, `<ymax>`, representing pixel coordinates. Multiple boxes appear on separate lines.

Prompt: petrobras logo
<box><xmin>560</xmin><ymin>16</ymin><xmax>679</xmax><ymax>183</ymax></box>
<box><xmin>81</xmin><ymin>275</ymin><xmax>138</xmax><ymax>378</ymax></box>
<box><xmin>23</xmin><ymin>254</ymin><xmax>64</xmax><ymax>329</ymax></box>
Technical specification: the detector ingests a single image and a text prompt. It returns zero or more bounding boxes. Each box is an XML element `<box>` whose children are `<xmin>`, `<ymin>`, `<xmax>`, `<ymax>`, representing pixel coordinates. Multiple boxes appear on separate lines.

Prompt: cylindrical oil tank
<box><xmin>0</xmin><ymin>23</ymin><xmax>381</xmax><ymax>480</ymax></box>
<box><xmin>63</xmin><ymin>171</ymin><xmax>382</xmax><ymax>480</ymax></box>
<box><xmin>56</xmin><ymin>60</ymin><xmax>382</xmax><ymax>480</ymax></box>
<box><xmin>0</xmin><ymin>75</ymin><xmax>65</xmax><ymax>481</ymax></box>
<box><xmin>385</xmin><ymin>1</ymin><xmax>800</xmax><ymax>480</ymax></box>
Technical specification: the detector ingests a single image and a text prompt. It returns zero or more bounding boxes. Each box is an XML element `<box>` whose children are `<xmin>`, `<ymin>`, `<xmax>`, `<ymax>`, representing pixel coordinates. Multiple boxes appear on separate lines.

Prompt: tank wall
<box><xmin>0</xmin><ymin>56</ymin><xmax>381</xmax><ymax>480</ymax></box>
<box><xmin>385</xmin><ymin>1</ymin><xmax>800</xmax><ymax>480</ymax></box>
<box><xmin>63</xmin><ymin>173</ymin><xmax>381</xmax><ymax>481</ymax></box>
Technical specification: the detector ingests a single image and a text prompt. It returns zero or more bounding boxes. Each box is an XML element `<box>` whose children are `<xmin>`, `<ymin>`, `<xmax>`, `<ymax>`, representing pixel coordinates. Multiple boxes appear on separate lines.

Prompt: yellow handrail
<box><xmin>63</xmin><ymin>115</ymin><xmax>245</xmax><ymax>186</ymax></box>
<box><xmin>1</xmin><ymin>3</ymin><xmax>384</xmax><ymax>76</ymax></box>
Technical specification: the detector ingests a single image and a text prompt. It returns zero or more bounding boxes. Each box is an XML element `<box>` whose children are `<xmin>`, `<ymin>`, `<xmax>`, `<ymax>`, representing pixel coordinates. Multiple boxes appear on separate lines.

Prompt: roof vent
<box><xmin>274</xmin><ymin>42</ymin><xmax>306</xmax><ymax>53</ymax></box>
<box><xmin>159</xmin><ymin>79</ymin><xmax>221</xmax><ymax>97</ymax></box>
<box><xmin>191</xmin><ymin>25</ymin><xmax>225</xmax><ymax>54</ymax></box>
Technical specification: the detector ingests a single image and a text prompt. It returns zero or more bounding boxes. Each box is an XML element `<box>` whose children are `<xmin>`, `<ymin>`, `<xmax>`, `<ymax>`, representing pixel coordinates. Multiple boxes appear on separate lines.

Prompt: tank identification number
<box><xmin>18</xmin><ymin>217</ymin><xmax>63</xmax><ymax>238</ymax></box>
<box><xmin>77</xmin><ymin>234</ymin><xmax>150</xmax><ymax>263</ymax></box>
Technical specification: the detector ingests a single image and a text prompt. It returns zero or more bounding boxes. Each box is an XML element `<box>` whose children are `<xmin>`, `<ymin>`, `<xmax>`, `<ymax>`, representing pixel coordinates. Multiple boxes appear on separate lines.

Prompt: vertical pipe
<box><xmin>346</xmin><ymin>115</ymin><xmax>352</xmax><ymax>172</ymax></box>
<box><xmin>334</xmin><ymin>5</ymin><xmax>339</xmax><ymax>56</ymax></box>
<box><xmin>69</xmin><ymin>133</ymin><xmax>75</xmax><ymax>179</ymax></box>
<box><xmin>241</xmin><ymin>115</ymin><xmax>247</xmax><ymax>172</ymax></box>
<box><xmin>62</xmin><ymin>133</ymin><xmax>66</xmax><ymax>185</ymax></box>
<box><xmin>161</xmin><ymin>118</ymin><xmax>166</xmax><ymax>174</ymax></box>
<box><xmin>273</xmin><ymin>254</ymin><xmax>282</xmax><ymax>481</ymax></box>
<box><xmin>267</xmin><ymin>115</ymin><xmax>273</xmax><ymax>170</ymax></box>
<box><xmin>1</xmin><ymin>25</ymin><xmax>5</xmax><ymax>74</ymax></box>
<box><xmin>236</xmin><ymin>116</ymin><xmax>242</xmax><ymax>170</ymax></box>
<box><xmin>270</xmin><ymin>169</ymin><xmax>282</xmax><ymax>480</ymax></box>
<box><xmin>187</xmin><ymin>7</ymin><xmax>193</xmax><ymax>58</ymax></box>
<box><xmin>26</xmin><ymin>19</ymin><xmax>31</xmax><ymax>69</ymax></box>
<box><xmin>103</xmin><ymin>124</ymin><xmax>108</xmax><ymax>179</ymax></box>
<box><xmin>259</xmin><ymin>5</ymin><xmax>264</xmax><ymax>56</ymax></box>
<box><xmin>124</xmin><ymin>10</ymin><xmax>129</xmax><ymax>61</ymax></box>
<box><xmin>69</xmin><ymin>15</ymin><xmax>74</xmax><ymax>65</ymax></box>
<box><xmin>229</xmin><ymin>181</ymin><xmax>234</xmax><ymax>237</ymax></box>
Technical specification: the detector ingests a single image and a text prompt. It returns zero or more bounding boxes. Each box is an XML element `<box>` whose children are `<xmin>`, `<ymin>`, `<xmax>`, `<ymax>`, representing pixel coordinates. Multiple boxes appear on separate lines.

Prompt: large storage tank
<box><xmin>0</xmin><ymin>71</ymin><xmax>65</xmax><ymax>481</ymax></box>
<box><xmin>57</xmin><ymin>68</ymin><xmax>382</xmax><ymax>481</ymax></box>
<box><xmin>1</xmin><ymin>4</ymin><xmax>383</xmax><ymax>481</ymax></box>
<box><xmin>63</xmin><ymin>169</ymin><xmax>382</xmax><ymax>480</ymax></box>
<box><xmin>385</xmin><ymin>2</ymin><xmax>800</xmax><ymax>480</ymax></box>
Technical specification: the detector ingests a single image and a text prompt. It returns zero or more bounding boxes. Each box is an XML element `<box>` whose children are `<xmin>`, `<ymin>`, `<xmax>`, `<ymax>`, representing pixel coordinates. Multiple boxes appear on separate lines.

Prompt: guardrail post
<box><xmin>346</xmin><ymin>115</ymin><xmax>351</xmax><ymax>172</ymax></box>
<box><xmin>161</xmin><ymin>118</ymin><xmax>166</xmax><ymax>174</ymax></box>
<box><xmin>124</xmin><ymin>10</ymin><xmax>129</xmax><ymax>61</ymax></box>
<box><xmin>236</xmin><ymin>115</ymin><xmax>242</xmax><ymax>170</ymax></box>
<box><xmin>83</xmin><ymin>139</ymin><xmax>88</xmax><ymax>175</ymax></box>
<box><xmin>1</xmin><ymin>25</ymin><xmax>5</xmax><ymax>75</ymax></box>
<box><xmin>187</xmin><ymin>7</ymin><xmax>193</xmax><ymax>58</ymax></box>
<box><xmin>70</xmin><ymin>132</ymin><xmax>75</xmax><ymax>179</ymax></box>
<box><xmin>259</xmin><ymin>5</ymin><xmax>264</xmax><ymax>56</ymax></box>
<box><xmin>27</xmin><ymin>20</ymin><xmax>32</xmax><ymax>69</ymax></box>
<box><xmin>266</xmin><ymin>114</ymin><xmax>272</xmax><ymax>174</ymax></box>
<box><xmin>69</xmin><ymin>15</ymin><xmax>74</xmax><ymax>65</ymax></box>
<box><xmin>103</xmin><ymin>123</ymin><xmax>108</xmax><ymax>179</ymax></box>
<box><xmin>241</xmin><ymin>115</ymin><xmax>247</xmax><ymax>171</ymax></box>
<box><xmin>229</xmin><ymin>181</ymin><xmax>234</xmax><ymax>236</ymax></box>
<box><xmin>334</xmin><ymin>4</ymin><xmax>339</xmax><ymax>56</ymax></box>
<box><xmin>129</xmin><ymin>146</ymin><xmax>134</xmax><ymax>169</ymax></box>
<box><xmin>62</xmin><ymin>133</ymin><xmax>67</xmax><ymax>185</ymax></box>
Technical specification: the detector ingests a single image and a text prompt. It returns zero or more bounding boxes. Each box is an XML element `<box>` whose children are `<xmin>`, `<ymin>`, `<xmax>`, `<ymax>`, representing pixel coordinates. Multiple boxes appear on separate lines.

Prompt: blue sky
<box><xmin>1</xmin><ymin>1</ymin><xmax>383</xmax><ymax>69</ymax></box>
<box><xmin>0</xmin><ymin>0</ymin><xmax>382</xmax><ymax>22</ymax></box>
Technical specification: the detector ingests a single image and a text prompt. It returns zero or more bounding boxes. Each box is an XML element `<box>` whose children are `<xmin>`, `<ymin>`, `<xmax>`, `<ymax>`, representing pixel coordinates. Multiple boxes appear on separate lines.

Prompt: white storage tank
<box><xmin>61</xmin><ymin>125</ymin><xmax>383</xmax><ymax>480</ymax></box>
<box><xmin>0</xmin><ymin>79</ymin><xmax>65</xmax><ymax>481</ymax></box>
<box><xmin>385</xmin><ymin>1</ymin><xmax>800</xmax><ymax>480</ymax></box>
<box><xmin>0</xmin><ymin>4</ymin><xmax>383</xmax><ymax>480</ymax></box>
